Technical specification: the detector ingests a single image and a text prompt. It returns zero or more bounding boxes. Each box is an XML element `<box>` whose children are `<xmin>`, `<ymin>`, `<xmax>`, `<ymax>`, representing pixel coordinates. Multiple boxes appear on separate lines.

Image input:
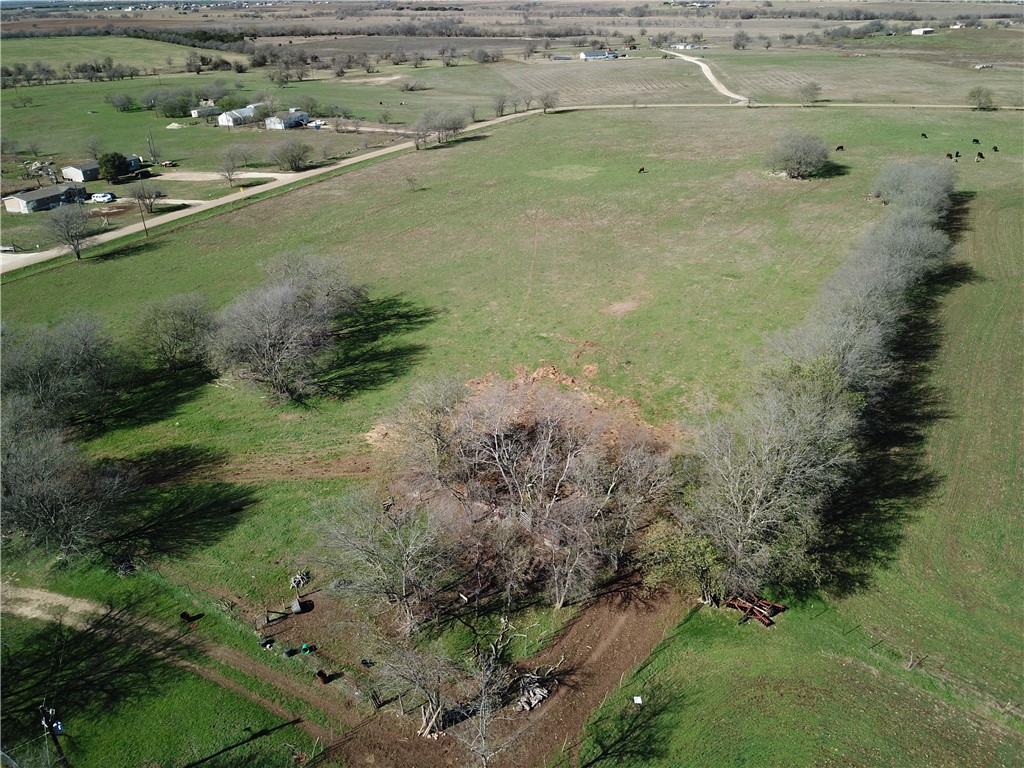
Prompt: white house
<box><xmin>61</xmin><ymin>161</ymin><xmax>100</xmax><ymax>183</ymax></box>
<box><xmin>911</xmin><ymin>28</ymin><xmax>935</xmax><ymax>35</ymax></box>
<box><xmin>218</xmin><ymin>104</ymin><xmax>262</xmax><ymax>127</ymax></box>
<box><xmin>579</xmin><ymin>50</ymin><xmax>618</xmax><ymax>60</ymax></box>
<box><xmin>265</xmin><ymin>109</ymin><xmax>310</xmax><ymax>130</ymax></box>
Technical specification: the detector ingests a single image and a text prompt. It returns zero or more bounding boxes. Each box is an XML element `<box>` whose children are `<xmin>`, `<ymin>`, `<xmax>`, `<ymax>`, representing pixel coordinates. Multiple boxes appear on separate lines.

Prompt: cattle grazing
<box><xmin>921</xmin><ymin>133</ymin><xmax>928</xmax><ymax>138</ymax></box>
<box><xmin>835</xmin><ymin>145</ymin><xmax>845</xmax><ymax>151</ymax></box>
<box><xmin>955</xmin><ymin>151</ymin><xmax>961</xmax><ymax>158</ymax></box>
<box><xmin>993</xmin><ymin>146</ymin><xmax>999</xmax><ymax>152</ymax></box>
<box><xmin>976</xmin><ymin>152</ymin><xmax>986</xmax><ymax>162</ymax></box>
<box><xmin>945</xmin><ymin>153</ymin><xmax>954</xmax><ymax>160</ymax></box>
<box><xmin>972</xmin><ymin>138</ymin><xmax>981</xmax><ymax>144</ymax></box>
<box><xmin>380</xmin><ymin>101</ymin><xmax>386</xmax><ymax>106</ymax></box>
<box><xmin>638</xmin><ymin>166</ymin><xmax>647</xmax><ymax>174</ymax></box>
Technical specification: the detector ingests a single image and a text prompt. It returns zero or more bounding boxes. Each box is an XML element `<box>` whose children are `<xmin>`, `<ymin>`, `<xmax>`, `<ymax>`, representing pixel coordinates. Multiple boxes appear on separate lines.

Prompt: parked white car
<box><xmin>91</xmin><ymin>192</ymin><xmax>115</xmax><ymax>203</ymax></box>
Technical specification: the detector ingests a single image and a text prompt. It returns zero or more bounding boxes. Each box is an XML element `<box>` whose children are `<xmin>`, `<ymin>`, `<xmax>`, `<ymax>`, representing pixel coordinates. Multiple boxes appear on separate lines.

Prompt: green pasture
<box><xmin>0</xmin><ymin>35</ymin><xmax>246</xmax><ymax>73</ymax></box>
<box><xmin>573</xmin><ymin>606</ymin><xmax>1023</xmax><ymax>768</ymax></box>
<box><xmin>0</xmin><ymin>614</ymin><xmax>315</xmax><ymax>768</ymax></box>
<box><xmin>2</xmin><ymin>102</ymin><xmax>1020</xmax><ymax>766</ymax></box>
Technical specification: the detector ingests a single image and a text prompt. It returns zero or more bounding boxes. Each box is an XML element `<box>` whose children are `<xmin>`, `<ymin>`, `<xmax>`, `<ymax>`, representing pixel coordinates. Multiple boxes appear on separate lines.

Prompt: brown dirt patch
<box><xmin>581</xmin><ymin>364</ymin><xmax>599</xmax><ymax>378</ymax></box>
<box><xmin>209</xmin><ymin>453</ymin><xmax>377</xmax><ymax>482</ymax></box>
<box><xmin>602</xmin><ymin>299</ymin><xmax>640</xmax><ymax>316</ymax></box>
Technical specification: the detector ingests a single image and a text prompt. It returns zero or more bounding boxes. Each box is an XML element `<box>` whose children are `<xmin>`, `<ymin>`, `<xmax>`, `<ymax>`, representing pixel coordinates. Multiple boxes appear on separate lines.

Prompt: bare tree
<box><xmin>491</xmin><ymin>92</ymin><xmax>508</xmax><ymax>118</ymax></box>
<box><xmin>45</xmin><ymin>203</ymin><xmax>93</xmax><ymax>260</ymax></box>
<box><xmin>219</xmin><ymin>151</ymin><xmax>240</xmax><ymax>186</ymax></box>
<box><xmin>225</xmin><ymin>143</ymin><xmax>254</xmax><ymax>167</ymax></box>
<box><xmin>765</xmin><ymin>132</ymin><xmax>830</xmax><ymax>179</ymax></box>
<box><xmin>733</xmin><ymin>30</ymin><xmax>751</xmax><ymax>49</ymax></box>
<box><xmin>797</xmin><ymin>81</ymin><xmax>822</xmax><ymax>106</ymax></box>
<box><xmin>1</xmin><ymin>403</ymin><xmax>135</xmax><ymax>557</ymax></box>
<box><xmin>966</xmin><ymin>85</ymin><xmax>995</xmax><ymax>110</ymax></box>
<box><xmin>0</xmin><ymin>315</ymin><xmax>115</xmax><ymax>425</ymax></box>
<box><xmin>322</xmin><ymin>490</ymin><xmax>454</xmax><ymax>637</ymax></box>
<box><xmin>268</xmin><ymin>138</ymin><xmax>312</xmax><ymax>172</ymax></box>
<box><xmin>134</xmin><ymin>293</ymin><xmax>215</xmax><ymax>371</ymax></box>
<box><xmin>127</xmin><ymin>181</ymin><xmax>164</xmax><ymax>214</ymax></box>
<box><xmin>84</xmin><ymin>136</ymin><xmax>103</xmax><ymax>163</ymax></box>
<box><xmin>540</xmin><ymin>90</ymin><xmax>560</xmax><ymax>113</ymax></box>
<box><xmin>379</xmin><ymin>647</ymin><xmax>459</xmax><ymax>737</ymax></box>
<box><xmin>209</xmin><ymin>255</ymin><xmax>365</xmax><ymax>399</ymax></box>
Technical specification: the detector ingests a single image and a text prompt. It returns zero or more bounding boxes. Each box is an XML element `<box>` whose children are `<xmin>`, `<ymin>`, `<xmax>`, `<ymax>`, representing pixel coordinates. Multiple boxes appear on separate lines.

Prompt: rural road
<box><xmin>0</xmin><ymin>111</ymin><xmax>533</xmax><ymax>274</ymax></box>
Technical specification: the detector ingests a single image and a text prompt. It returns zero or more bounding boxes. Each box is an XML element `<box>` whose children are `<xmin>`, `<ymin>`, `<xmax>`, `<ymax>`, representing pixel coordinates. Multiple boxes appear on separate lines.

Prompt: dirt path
<box><xmin>662</xmin><ymin>50</ymin><xmax>749</xmax><ymax>103</ymax></box>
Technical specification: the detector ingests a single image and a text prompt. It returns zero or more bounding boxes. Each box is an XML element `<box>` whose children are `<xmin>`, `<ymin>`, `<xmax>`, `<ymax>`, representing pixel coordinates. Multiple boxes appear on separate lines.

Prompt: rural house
<box><xmin>911</xmin><ymin>27</ymin><xmax>936</xmax><ymax>35</ymax></box>
<box><xmin>218</xmin><ymin>104</ymin><xmax>263</xmax><ymax>127</ymax></box>
<box><xmin>3</xmin><ymin>183</ymin><xmax>87</xmax><ymax>214</ymax></box>
<box><xmin>265</xmin><ymin>109</ymin><xmax>310</xmax><ymax>130</ymax></box>
<box><xmin>61</xmin><ymin>161</ymin><xmax>100</xmax><ymax>183</ymax></box>
<box><xmin>580</xmin><ymin>50</ymin><xmax>618</xmax><ymax>60</ymax></box>
<box><xmin>126</xmin><ymin>154</ymin><xmax>144</xmax><ymax>173</ymax></box>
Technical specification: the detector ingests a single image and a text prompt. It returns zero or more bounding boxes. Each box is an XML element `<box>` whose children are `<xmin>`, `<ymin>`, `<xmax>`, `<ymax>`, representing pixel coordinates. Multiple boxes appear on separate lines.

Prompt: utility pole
<box><xmin>39</xmin><ymin>705</ymin><xmax>71</xmax><ymax>767</ymax></box>
<box><xmin>136</xmin><ymin>178</ymin><xmax>149</xmax><ymax>237</ymax></box>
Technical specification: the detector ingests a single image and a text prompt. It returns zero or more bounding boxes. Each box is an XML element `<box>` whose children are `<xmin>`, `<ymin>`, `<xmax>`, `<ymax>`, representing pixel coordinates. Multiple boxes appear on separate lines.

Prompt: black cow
<box><xmin>921</xmin><ymin>133</ymin><xmax>928</xmax><ymax>138</ymax></box>
<box><xmin>835</xmin><ymin>145</ymin><xmax>845</xmax><ymax>151</ymax></box>
<box><xmin>945</xmin><ymin>153</ymin><xmax>953</xmax><ymax>160</ymax></box>
<box><xmin>638</xmin><ymin>166</ymin><xmax>647</xmax><ymax>174</ymax></box>
<box><xmin>976</xmin><ymin>152</ymin><xmax>986</xmax><ymax>162</ymax></box>
<box><xmin>955</xmin><ymin>151</ymin><xmax>961</xmax><ymax>158</ymax></box>
<box><xmin>993</xmin><ymin>146</ymin><xmax>999</xmax><ymax>152</ymax></box>
<box><xmin>972</xmin><ymin>138</ymin><xmax>981</xmax><ymax>144</ymax></box>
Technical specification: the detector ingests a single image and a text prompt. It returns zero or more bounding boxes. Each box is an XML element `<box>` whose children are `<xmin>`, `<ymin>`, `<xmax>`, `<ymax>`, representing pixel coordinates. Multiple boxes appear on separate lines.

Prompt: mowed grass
<box><xmin>0</xmin><ymin>614</ymin><xmax>314</xmax><ymax>768</ymax></box>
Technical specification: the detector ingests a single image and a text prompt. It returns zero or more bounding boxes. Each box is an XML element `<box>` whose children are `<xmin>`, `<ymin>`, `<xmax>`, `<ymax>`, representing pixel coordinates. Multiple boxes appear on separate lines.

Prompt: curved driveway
<box><xmin>662</xmin><ymin>49</ymin><xmax>750</xmax><ymax>103</ymax></box>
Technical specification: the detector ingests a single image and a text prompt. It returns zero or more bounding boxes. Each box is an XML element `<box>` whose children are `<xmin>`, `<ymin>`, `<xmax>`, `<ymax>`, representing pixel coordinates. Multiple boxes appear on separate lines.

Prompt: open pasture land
<box><xmin>709</xmin><ymin>28</ymin><xmax>1024</xmax><ymax>106</ymax></box>
<box><xmin>0</xmin><ymin>35</ymin><xmax>246</xmax><ymax>73</ymax></box>
<box><xmin>2</xmin><ymin>101</ymin><xmax>1021</xmax><ymax>765</ymax></box>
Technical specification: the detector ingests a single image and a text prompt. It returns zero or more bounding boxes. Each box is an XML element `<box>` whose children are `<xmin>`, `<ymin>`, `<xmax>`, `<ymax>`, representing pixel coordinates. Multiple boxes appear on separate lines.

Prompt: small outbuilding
<box><xmin>218</xmin><ymin>104</ymin><xmax>262</xmax><ymax>127</ymax></box>
<box><xmin>191</xmin><ymin>106</ymin><xmax>222</xmax><ymax>118</ymax></box>
<box><xmin>911</xmin><ymin>27</ymin><xmax>935</xmax><ymax>35</ymax></box>
<box><xmin>61</xmin><ymin>161</ymin><xmax>100</xmax><ymax>183</ymax></box>
<box><xmin>3</xmin><ymin>184</ymin><xmax>88</xmax><ymax>214</ymax></box>
<box><xmin>265</xmin><ymin>109</ymin><xmax>310</xmax><ymax>130</ymax></box>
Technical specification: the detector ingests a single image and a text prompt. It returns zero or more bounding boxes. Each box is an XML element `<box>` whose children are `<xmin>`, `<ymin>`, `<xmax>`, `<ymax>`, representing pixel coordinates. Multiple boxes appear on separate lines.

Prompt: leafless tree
<box><xmin>134</xmin><ymin>293</ymin><xmax>215</xmax><ymax>371</ymax></box>
<box><xmin>83</xmin><ymin>136</ymin><xmax>104</xmax><ymax>162</ymax></box>
<box><xmin>868</xmin><ymin>161</ymin><xmax>955</xmax><ymax>214</ymax></box>
<box><xmin>209</xmin><ymin>255</ymin><xmax>365</xmax><ymax>399</ymax></box>
<box><xmin>1</xmin><ymin>402</ymin><xmax>135</xmax><ymax>557</ymax></box>
<box><xmin>127</xmin><ymin>181</ymin><xmax>164</xmax><ymax>214</ymax></box>
<box><xmin>491</xmin><ymin>92</ymin><xmax>508</xmax><ymax>118</ymax></box>
<box><xmin>797</xmin><ymin>81</ymin><xmax>821</xmax><ymax>106</ymax></box>
<box><xmin>379</xmin><ymin>647</ymin><xmax>460</xmax><ymax>737</ymax></box>
<box><xmin>268</xmin><ymin>138</ymin><xmax>312</xmax><ymax>172</ymax></box>
<box><xmin>765</xmin><ymin>132</ymin><xmax>830</xmax><ymax>179</ymax></box>
<box><xmin>540</xmin><ymin>91</ymin><xmax>560</xmax><ymax>113</ymax></box>
<box><xmin>45</xmin><ymin>203</ymin><xmax>93</xmax><ymax>260</ymax></box>
<box><xmin>220</xmin><ymin>151</ymin><xmax>240</xmax><ymax>186</ymax></box>
<box><xmin>225</xmin><ymin>143</ymin><xmax>254</xmax><ymax>167</ymax></box>
<box><xmin>322</xmin><ymin>490</ymin><xmax>455</xmax><ymax>637</ymax></box>
<box><xmin>0</xmin><ymin>315</ymin><xmax>115</xmax><ymax>426</ymax></box>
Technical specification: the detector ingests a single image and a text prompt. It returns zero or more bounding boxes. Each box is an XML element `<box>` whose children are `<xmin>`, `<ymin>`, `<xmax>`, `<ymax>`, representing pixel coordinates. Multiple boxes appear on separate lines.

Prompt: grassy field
<box><xmin>0</xmin><ymin>36</ymin><xmax>247</xmax><ymax>73</ymax></box>
<box><xmin>708</xmin><ymin>28</ymin><xmax>1024</xmax><ymax>105</ymax></box>
<box><xmin>571</xmin><ymin>109</ymin><xmax>1023</xmax><ymax>765</ymax></box>
<box><xmin>1</xmin><ymin>79</ymin><xmax>1020</xmax><ymax>767</ymax></box>
<box><xmin>0</xmin><ymin>614</ymin><xmax>315</xmax><ymax>768</ymax></box>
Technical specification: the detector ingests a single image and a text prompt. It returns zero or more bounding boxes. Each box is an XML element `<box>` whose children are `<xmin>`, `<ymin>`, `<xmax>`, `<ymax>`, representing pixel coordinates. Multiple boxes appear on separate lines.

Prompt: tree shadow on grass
<box><xmin>938</xmin><ymin>191</ymin><xmax>976</xmax><ymax>242</ymax></box>
<box><xmin>100</xmin><ymin>478</ymin><xmax>259</xmax><ymax>561</ymax></box>
<box><xmin>182</xmin><ymin>719</ymin><xmax>304</xmax><ymax>767</ymax></box>
<box><xmin>575</xmin><ymin>679</ymin><xmax>681</xmax><ymax>767</ymax></box>
<box><xmin>814</xmin><ymin>160</ymin><xmax>851</xmax><ymax>179</ymax></box>
<box><xmin>79</xmin><ymin>366</ymin><xmax>214</xmax><ymax>440</ymax></box>
<box><xmin>424</xmin><ymin>134</ymin><xmax>490</xmax><ymax>150</ymax></box>
<box><xmin>316</xmin><ymin>295</ymin><xmax>439</xmax><ymax>401</ymax></box>
<box><xmin>89</xmin><ymin>238</ymin><xmax>162</xmax><ymax>262</ymax></box>
<box><xmin>811</xmin><ymin>260</ymin><xmax>979</xmax><ymax>598</ymax></box>
<box><xmin>0</xmin><ymin>596</ymin><xmax>199</xmax><ymax>748</ymax></box>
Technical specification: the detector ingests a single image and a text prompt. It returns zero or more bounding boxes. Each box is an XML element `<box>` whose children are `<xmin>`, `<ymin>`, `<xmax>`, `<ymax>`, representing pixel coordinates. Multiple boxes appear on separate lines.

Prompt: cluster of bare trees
<box><xmin>662</xmin><ymin>160</ymin><xmax>958</xmax><ymax>599</ymax></box>
<box><xmin>412</xmin><ymin>110</ymin><xmax>467</xmax><ymax>148</ymax></box>
<box><xmin>1</xmin><ymin>317</ymin><xmax>136</xmax><ymax>556</ymax></box>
